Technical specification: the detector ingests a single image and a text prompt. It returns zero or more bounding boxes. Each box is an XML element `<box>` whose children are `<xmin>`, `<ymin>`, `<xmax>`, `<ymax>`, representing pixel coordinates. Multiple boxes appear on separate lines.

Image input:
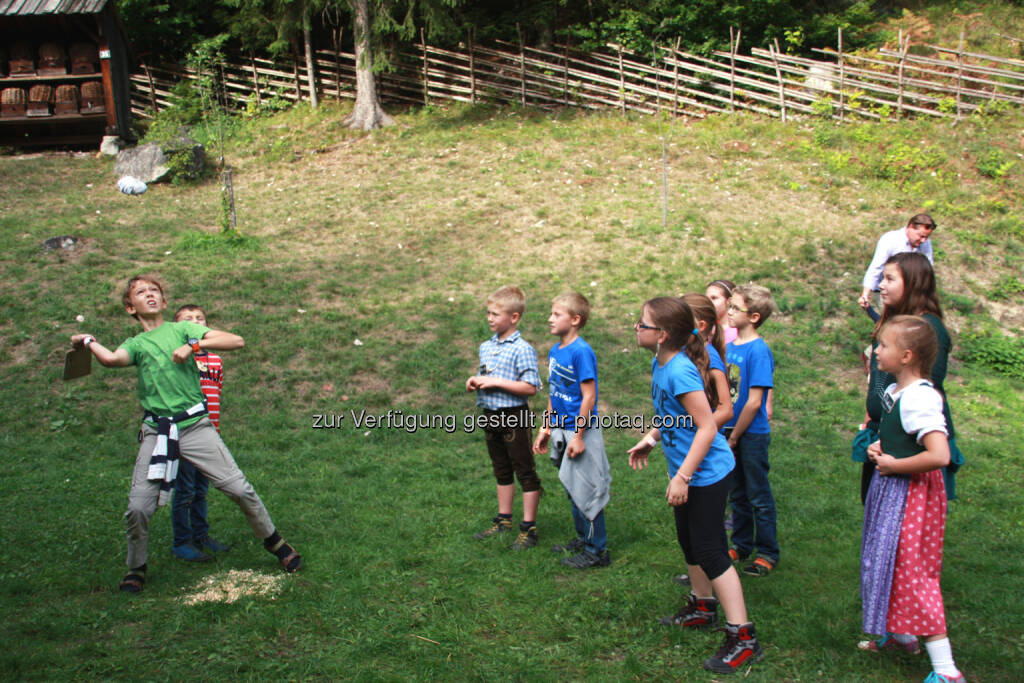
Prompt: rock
<box><xmin>42</xmin><ymin>235</ymin><xmax>79</xmax><ymax>251</ymax></box>
<box><xmin>113</xmin><ymin>135</ymin><xmax>205</xmax><ymax>183</ymax></box>
<box><xmin>114</xmin><ymin>142</ymin><xmax>169</xmax><ymax>183</ymax></box>
<box><xmin>99</xmin><ymin>135</ymin><xmax>122</xmax><ymax>156</ymax></box>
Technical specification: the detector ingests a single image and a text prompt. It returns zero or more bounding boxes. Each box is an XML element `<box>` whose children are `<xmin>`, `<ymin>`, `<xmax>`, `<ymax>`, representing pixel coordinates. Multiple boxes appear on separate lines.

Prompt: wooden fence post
<box><xmin>517</xmin><ymin>23</ymin><xmax>526</xmax><ymax>106</ymax></box>
<box><xmin>729</xmin><ymin>27</ymin><xmax>738</xmax><ymax>112</ymax></box>
<box><xmin>142</xmin><ymin>62</ymin><xmax>158</xmax><ymax>112</ymax></box>
<box><xmin>673</xmin><ymin>37</ymin><xmax>681</xmax><ymax>117</ymax></box>
<box><xmin>249</xmin><ymin>51</ymin><xmax>262</xmax><ymax>106</ymax></box>
<box><xmin>468</xmin><ymin>28</ymin><xmax>476</xmax><ymax>104</ymax></box>
<box><xmin>421</xmin><ymin>27</ymin><xmax>429</xmax><ymax>105</ymax></box>
<box><xmin>333</xmin><ymin>28</ymin><xmax>342</xmax><ymax>100</ymax></box>
<box><xmin>897</xmin><ymin>29</ymin><xmax>909</xmax><ymax>118</ymax></box>
<box><xmin>563</xmin><ymin>40</ymin><xmax>570</xmax><ymax>105</ymax></box>
<box><xmin>618</xmin><ymin>45</ymin><xmax>625</xmax><ymax>114</ymax></box>
<box><xmin>770</xmin><ymin>40</ymin><xmax>787</xmax><ymax>122</ymax></box>
<box><xmin>838</xmin><ymin>27</ymin><xmax>845</xmax><ymax>122</ymax></box>
<box><xmin>955</xmin><ymin>30</ymin><xmax>965</xmax><ymax>122</ymax></box>
<box><xmin>292</xmin><ymin>58</ymin><xmax>302</xmax><ymax>102</ymax></box>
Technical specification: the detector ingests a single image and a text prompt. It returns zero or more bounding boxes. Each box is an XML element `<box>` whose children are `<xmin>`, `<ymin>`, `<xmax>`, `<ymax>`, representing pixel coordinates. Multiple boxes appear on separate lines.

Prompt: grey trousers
<box><xmin>125</xmin><ymin>416</ymin><xmax>275</xmax><ymax>568</ymax></box>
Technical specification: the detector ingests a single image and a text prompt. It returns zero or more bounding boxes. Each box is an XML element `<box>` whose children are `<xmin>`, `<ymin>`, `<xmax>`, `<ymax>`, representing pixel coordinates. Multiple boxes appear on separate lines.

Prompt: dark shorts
<box><xmin>483</xmin><ymin>406</ymin><xmax>540</xmax><ymax>492</ymax></box>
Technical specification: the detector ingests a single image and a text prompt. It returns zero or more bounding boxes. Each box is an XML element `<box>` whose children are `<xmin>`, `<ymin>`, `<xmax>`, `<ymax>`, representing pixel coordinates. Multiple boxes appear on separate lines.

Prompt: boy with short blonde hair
<box><xmin>71</xmin><ymin>275</ymin><xmax>302</xmax><ymax>592</ymax></box>
<box><xmin>724</xmin><ymin>284</ymin><xmax>777</xmax><ymax>577</ymax></box>
<box><xmin>466</xmin><ymin>286</ymin><xmax>543</xmax><ymax>549</ymax></box>
<box><xmin>533</xmin><ymin>292</ymin><xmax>611</xmax><ymax>569</ymax></box>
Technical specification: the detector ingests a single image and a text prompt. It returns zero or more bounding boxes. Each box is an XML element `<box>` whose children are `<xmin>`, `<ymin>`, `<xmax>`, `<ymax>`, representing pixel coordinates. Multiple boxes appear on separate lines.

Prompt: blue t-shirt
<box><xmin>651</xmin><ymin>353</ymin><xmax>734</xmax><ymax>487</ymax></box>
<box><xmin>725</xmin><ymin>336</ymin><xmax>774</xmax><ymax>434</ymax></box>
<box><xmin>707</xmin><ymin>343</ymin><xmax>726</xmax><ymax>374</ymax></box>
<box><xmin>546</xmin><ymin>337</ymin><xmax>598</xmax><ymax>429</ymax></box>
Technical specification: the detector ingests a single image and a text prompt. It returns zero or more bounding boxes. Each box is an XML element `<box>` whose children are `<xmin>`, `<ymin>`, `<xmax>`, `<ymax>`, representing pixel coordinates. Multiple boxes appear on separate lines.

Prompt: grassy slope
<box><xmin>2</xmin><ymin>13</ymin><xmax>1024</xmax><ymax>683</ymax></box>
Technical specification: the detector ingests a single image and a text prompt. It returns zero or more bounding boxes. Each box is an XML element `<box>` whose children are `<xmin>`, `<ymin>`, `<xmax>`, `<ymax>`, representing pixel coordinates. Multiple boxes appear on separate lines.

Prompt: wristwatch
<box><xmin>188</xmin><ymin>337</ymin><xmax>201</xmax><ymax>354</ymax></box>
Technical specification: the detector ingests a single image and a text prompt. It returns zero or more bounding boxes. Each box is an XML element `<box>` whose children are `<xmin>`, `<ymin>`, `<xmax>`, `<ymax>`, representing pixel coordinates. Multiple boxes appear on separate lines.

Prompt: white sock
<box><xmin>924</xmin><ymin>637</ymin><xmax>959</xmax><ymax>677</ymax></box>
<box><xmin>892</xmin><ymin>632</ymin><xmax>918</xmax><ymax>645</ymax></box>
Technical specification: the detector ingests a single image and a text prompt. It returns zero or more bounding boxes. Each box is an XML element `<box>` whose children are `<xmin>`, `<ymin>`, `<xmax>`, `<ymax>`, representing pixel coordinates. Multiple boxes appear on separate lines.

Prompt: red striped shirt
<box><xmin>194</xmin><ymin>352</ymin><xmax>224</xmax><ymax>431</ymax></box>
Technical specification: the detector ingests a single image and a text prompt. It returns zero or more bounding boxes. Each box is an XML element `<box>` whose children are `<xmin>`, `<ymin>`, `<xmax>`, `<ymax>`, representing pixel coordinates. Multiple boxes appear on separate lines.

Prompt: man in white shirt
<box><xmin>859</xmin><ymin>214</ymin><xmax>936</xmax><ymax>312</ymax></box>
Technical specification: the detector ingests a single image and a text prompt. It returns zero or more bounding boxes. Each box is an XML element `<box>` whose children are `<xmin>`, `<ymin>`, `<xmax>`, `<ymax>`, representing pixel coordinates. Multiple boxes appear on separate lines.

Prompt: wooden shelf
<box><xmin>1</xmin><ymin>72</ymin><xmax>102</xmax><ymax>84</ymax></box>
<box><xmin>0</xmin><ymin>111</ymin><xmax>106</xmax><ymax>125</ymax></box>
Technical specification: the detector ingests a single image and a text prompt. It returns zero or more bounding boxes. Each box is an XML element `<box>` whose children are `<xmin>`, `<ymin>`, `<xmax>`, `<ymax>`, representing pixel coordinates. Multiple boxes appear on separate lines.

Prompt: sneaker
<box><xmin>728</xmin><ymin>548</ymin><xmax>743</xmax><ymax>562</ymax></box>
<box><xmin>196</xmin><ymin>536</ymin><xmax>231</xmax><ymax>553</ymax></box>
<box><xmin>703</xmin><ymin>622</ymin><xmax>764</xmax><ymax>674</ymax></box>
<box><xmin>511</xmin><ymin>526</ymin><xmax>538</xmax><ymax>550</ymax></box>
<box><xmin>673</xmin><ymin>573</ymin><xmax>691</xmax><ymax>586</ymax></box>
<box><xmin>473</xmin><ymin>516</ymin><xmax>514</xmax><ymax>540</ymax></box>
<box><xmin>551</xmin><ymin>537</ymin><xmax>585</xmax><ymax>553</ymax></box>
<box><xmin>857</xmin><ymin>633</ymin><xmax>922</xmax><ymax>655</ymax></box>
<box><xmin>924</xmin><ymin>673</ymin><xmax>965</xmax><ymax>683</ymax></box>
<box><xmin>560</xmin><ymin>550</ymin><xmax>611</xmax><ymax>569</ymax></box>
<box><xmin>742</xmin><ymin>557</ymin><xmax>775</xmax><ymax>576</ymax></box>
<box><xmin>659</xmin><ymin>594</ymin><xmax>719</xmax><ymax>629</ymax></box>
<box><xmin>172</xmin><ymin>543</ymin><xmax>212</xmax><ymax>562</ymax></box>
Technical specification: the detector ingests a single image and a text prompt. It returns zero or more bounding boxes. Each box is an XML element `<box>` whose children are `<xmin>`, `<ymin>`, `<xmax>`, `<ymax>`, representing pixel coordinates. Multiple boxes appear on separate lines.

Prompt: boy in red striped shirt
<box><xmin>170</xmin><ymin>304</ymin><xmax>230</xmax><ymax>562</ymax></box>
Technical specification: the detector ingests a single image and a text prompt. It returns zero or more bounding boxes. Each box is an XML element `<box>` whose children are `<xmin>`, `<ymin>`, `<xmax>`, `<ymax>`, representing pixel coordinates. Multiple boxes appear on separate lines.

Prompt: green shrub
<box><xmin>959</xmin><ymin>332</ymin><xmax>1024</xmax><ymax>379</ymax></box>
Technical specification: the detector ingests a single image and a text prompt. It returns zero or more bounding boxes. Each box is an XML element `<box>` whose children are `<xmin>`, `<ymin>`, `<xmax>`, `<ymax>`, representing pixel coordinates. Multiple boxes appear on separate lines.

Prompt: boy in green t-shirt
<box><xmin>71</xmin><ymin>275</ymin><xmax>302</xmax><ymax>593</ymax></box>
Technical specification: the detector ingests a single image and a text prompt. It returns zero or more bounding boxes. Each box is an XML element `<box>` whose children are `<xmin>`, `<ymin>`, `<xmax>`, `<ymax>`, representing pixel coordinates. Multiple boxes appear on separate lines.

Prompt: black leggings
<box><xmin>673</xmin><ymin>474</ymin><xmax>733</xmax><ymax>581</ymax></box>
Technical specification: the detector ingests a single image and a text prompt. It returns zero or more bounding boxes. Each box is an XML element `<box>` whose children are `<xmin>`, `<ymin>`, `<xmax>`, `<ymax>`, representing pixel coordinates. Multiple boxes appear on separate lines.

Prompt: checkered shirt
<box><xmin>475</xmin><ymin>330</ymin><xmax>541</xmax><ymax>410</ymax></box>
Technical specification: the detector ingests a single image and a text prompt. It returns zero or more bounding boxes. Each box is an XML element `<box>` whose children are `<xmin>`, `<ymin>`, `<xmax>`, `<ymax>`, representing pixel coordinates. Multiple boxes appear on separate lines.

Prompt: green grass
<box><xmin>2</xmin><ymin>85</ymin><xmax>1024</xmax><ymax>681</ymax></box>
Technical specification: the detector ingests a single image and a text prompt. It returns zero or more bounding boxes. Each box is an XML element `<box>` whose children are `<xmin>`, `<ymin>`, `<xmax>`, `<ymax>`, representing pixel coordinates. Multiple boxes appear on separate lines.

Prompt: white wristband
<box><xmin>643</xmin><ymin>434</ymin><xmax>658</xmax><ymax>448</ymax></box>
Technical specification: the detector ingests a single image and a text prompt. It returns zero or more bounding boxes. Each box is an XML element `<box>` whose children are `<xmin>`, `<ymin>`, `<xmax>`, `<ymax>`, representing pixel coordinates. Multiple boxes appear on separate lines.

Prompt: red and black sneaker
<box><xmin>659</xmin><ymin>593</ymin><xmax>720</xmax><ymax>629</ymax></box>
<box><xmin>703</xmin><ymin>622</ymin><xmax>764</xmax><ymax>674</ymax></box>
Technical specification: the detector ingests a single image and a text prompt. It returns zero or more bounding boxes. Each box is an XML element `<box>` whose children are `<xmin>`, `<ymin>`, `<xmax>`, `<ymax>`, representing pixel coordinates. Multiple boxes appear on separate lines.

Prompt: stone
<box><xmin>42</xmin><ymin>235</ymin><xmax>79</xmax><ymax>251</ymax></box>
<box><xmin>99</xmin><ymin>135</ymin><xmax>122</xmax><ymax>156</ymax></box>
<box><xmin>113</xmin><ymin>134</ymin><xmax>205</xmax><ymax>183</ymax></box>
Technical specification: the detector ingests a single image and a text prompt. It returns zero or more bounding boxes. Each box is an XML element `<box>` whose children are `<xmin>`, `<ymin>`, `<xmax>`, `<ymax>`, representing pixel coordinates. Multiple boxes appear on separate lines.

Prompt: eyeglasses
<box><xmin>635</xmin><ymin>321</ymin><xmax>661</xmax><ymax>331</ymax></box>
<box><xmin>727</xmin><ymin>304</ymin><xmax>748</xmax><ymax>313</ymax></box>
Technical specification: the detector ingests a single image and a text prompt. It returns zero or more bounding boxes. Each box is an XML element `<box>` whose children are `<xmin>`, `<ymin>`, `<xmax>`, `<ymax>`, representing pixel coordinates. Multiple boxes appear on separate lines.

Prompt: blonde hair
<box><xmin>552</xmin><ymin>291</ymin><xmax>591</xmax><ymax>329</ymax></box>
<box><xmin>733</xmin><ymin>284</ymin><xmax>775</xmax><ymax>328</ymax></box>
<box><xmin>487</xmin><ymin>285</ymin><xmax>526</xmax><ymax>316</ymax></box>
<box><xmin>881</xmin><ymin>315</ymin><xmax>938</xmax><ymax>378</ymax></box>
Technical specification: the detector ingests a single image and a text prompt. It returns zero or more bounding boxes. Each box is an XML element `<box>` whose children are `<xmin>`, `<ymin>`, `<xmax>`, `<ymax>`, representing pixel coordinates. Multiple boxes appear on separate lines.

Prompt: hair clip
<box><xmin>692</xmin><ymin>327</ymin><xmax>700</xmax><ymax>336</ymax></box>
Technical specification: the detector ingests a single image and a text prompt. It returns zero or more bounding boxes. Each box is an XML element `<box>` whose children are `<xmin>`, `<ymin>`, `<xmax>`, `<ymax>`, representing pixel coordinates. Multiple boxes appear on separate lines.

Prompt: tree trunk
<box><xmin>346</xmin><ymin>0</ymin><xmax>394</xmax><ymax>130</ymax></box>
<box><xmin>303</xmin><ymin>4</ymin><xmax>319</xmax><ymax>109</ymax></box>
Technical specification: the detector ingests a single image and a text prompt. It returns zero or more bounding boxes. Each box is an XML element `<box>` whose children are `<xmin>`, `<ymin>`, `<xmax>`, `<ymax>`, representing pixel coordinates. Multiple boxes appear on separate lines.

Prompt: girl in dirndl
<box><xmin>860</xmin><ymin>315</ymin><xmax>963</xmax><ymax>683</ymax></box>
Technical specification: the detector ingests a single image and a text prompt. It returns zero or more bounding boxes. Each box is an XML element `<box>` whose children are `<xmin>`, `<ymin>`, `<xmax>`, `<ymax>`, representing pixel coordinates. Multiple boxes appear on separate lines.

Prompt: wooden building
<box><xmin>1</xmin><ymin>0</ymin><xmax>133</xmax><ymax>147</ymax></box>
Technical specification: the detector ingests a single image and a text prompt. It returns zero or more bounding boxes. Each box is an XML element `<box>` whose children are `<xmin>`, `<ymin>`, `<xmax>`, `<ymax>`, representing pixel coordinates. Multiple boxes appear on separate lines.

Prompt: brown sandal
<box><xmin>119</xmin><ymin>570</ymin><xmax>146</xmax><ymax>593</ymax></box>
<box><xmin>279</xmin><ymin>550</ymin><xmax>302</xmax><ymax>573</ymax></box>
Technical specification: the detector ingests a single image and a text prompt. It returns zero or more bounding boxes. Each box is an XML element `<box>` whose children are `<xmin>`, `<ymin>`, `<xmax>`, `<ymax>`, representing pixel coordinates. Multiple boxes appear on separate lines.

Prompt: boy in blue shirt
<box><xmin>724</xmin><ymin>284</ymin><xmax>778</xmax><ymax>577</ymax></box>
<box><xmin>533</xmin><ymin>292</ymin><xmax>611</xmax><ymax>569</ymax></box>
<box><xmin>466</xmin><ymin>286</ymin><xmax>543</xmax><ymax>549</ymax></box>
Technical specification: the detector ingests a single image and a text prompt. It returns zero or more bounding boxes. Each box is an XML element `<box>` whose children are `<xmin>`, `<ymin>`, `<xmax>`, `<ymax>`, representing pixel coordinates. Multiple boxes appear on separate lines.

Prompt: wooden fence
<box><xmin>130</xmin><ymin>29</ymin><xmax>1024</xmax><ymax>124</ymax></box>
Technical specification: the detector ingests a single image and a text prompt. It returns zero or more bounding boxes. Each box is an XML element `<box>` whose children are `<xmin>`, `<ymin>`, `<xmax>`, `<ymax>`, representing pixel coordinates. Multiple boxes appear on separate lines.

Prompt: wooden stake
<box><xmin>729</xmin><ymin>27</ymin><xmax>738</xmax><ymax>112</ymax></box>
<box><xmin>673</xmin><ymin>37</ymin><xmax>681</xmax><ymax>117</ymax></box>
<box><xmin>517</xmin><ymin>23</ymin><xmax>526</xmax><ymax>106</ymax></box>
<box><xmin>292</xmin><ymin>57</ymin><xmax>301</xmax><ymax>102</ymax></box>
<box><xmin>333</xmin><ymin>28</ymin><xmax>342</xmax><ymax>100</ymax></box>
<box><xmin>838</xmin><ymin>27</ymin><xmax>845</xmax><ymax>122</ymax></box>
<box><xmin>143</xmin><ymin>62</ymin><xmax>158</xmax><ymax>112</ymax></box>
<box><xmin>421</xmin><ymin>27</ymin><xmax>429</xmax><ymax>105</ymax></box>
<box><xmin>468</xmin><ymin>27</ymin><xmax>476</xmax><ymax>104</ymax></box>
<box><xmin>618</xmin><ymin>45</ymin><xmax>626</xmax><ymax>114</ymax></box>
<box><xmin>955</xmin><ymin>30</ymin><xmax>965</xmax><ymax>122</ymax></box>
<box><xmin>563</xmin><ymin>40</ymin><xmax>570</xmax><ymax>105</ymax></box>
<box><xmin>249</xmin><ymin>51</ymin><xmax>262</xmax><ymax>106</ymax></box>
<box><xmin>770</xmin><ymin>39</ymin><xmax>787</xmax><ymax>122</ymax></box>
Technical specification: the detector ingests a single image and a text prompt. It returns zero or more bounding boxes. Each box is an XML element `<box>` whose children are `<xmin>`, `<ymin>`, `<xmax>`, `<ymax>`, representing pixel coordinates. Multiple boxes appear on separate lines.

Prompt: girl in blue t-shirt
<box><xmin>627</xmin><ymin>296</ymin><xmax>762</xmax><ymax>675</ymax></box>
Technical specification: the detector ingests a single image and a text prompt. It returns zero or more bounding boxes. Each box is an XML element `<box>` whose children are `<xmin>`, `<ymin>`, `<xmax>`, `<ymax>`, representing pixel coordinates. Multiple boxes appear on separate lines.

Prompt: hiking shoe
<box><xmin>924</xmin><ymin>673</ymin><xmax>965</xmax><ymax>683</ymax></box>
<box><xmin>511</xmin><ymin>525</ymin><xmax>538</xmax><ymax>550</ymax></box>
<box><xmin>551</xmin><ymin>537</ymin><xmax>585</xmax><ymax>553</ymax></box>
<box><xmin>673</xmin><ymin>573</ymin><xmax>691</xmax><ymax>586</ymax></box>
<box><xmin>473</xmin><ymin>516</ymin><xmax>514</xmax><ymax>540</ymax></box>
<box><xmin>659</xmin><ymin>593</ymin><xmax>719</xmax><ymax>629</ymax></box>
<box><xmin>172</xmin><ymin>543</ymin><xmax>212</xmax><ymax>562</ymax></box>
<box><xmin>560</xmin><ymin>550</ymin><xmax>611</xmax><ymax>569</ymax></box>
<box><xmin>858</xmin><ymin>633</ymin><xmax>922</xmax><ymax>655</ymax></box>
<box><xmin>742</xmin><ymin>557</ymin><xmax>775</xmax><ymax>576</ymax></box>
<box><xmin>703</xmin><ymin>622</ymin><xmax>764</xmax><ymax>674</ymax></box>
<box><xmin>196</xmin><ymin>536</ymin><xmax>231</xmax><ymax>553</ymax></box>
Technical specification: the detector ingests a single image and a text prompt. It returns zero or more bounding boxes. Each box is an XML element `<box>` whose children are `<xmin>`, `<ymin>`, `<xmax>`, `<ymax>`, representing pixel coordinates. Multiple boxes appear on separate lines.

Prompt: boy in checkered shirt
<box><xmin>465</xmin><ymin>286</ymin><xmax>543</xmax><ymax>549</ymax></box>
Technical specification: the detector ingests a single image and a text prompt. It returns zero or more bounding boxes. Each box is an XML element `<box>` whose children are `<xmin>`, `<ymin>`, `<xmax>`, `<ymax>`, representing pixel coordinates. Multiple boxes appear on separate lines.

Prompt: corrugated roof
<box><xmin>0</xmin><ymin>0</ymin><xmax>108</xmax><ymax>15</ymax></box>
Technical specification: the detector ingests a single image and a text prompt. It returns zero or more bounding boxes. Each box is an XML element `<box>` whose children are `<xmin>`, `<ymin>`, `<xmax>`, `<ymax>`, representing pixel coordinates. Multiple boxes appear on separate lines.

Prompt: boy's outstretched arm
<box><xmin>172</xmin><ymin>329</ymin><xmax>244</xmax><ymax>364</ymax></box>
<box><xmin>71</xmin><ymin>334</ymin><xmax>131</xmax><ymax>367</ymax></box>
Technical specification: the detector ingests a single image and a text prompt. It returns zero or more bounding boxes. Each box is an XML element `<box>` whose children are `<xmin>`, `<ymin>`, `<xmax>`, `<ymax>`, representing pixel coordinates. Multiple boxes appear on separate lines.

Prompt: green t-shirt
<box><xmin>119</xmin><ymin>320</ymin><xmax>211</xmax><ymax>426</ymax></box>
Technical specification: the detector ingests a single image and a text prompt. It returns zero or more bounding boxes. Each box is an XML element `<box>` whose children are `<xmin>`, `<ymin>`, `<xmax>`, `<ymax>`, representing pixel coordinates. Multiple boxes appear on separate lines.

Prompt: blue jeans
<box><xmin>171</xmin><ymin>459</ymin><xmax>210</xmax><ymax>547</ymax></box>
<box><xmin>728</xmin><ymin>432</ymin><xmax>779</xmax><ymax>563</ymax></box>
<box><xmin>568</xmin><ymin>491</ymin><xmax>607</xmax><ymax>554</ymax></box>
